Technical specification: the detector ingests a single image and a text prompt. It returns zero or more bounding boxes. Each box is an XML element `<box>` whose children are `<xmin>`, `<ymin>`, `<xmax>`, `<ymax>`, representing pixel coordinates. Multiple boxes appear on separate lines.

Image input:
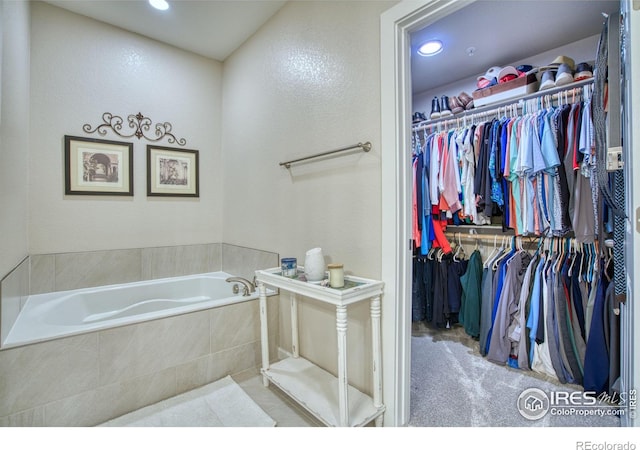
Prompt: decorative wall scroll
<box><xmin>83</xmin><ymin>112</ymin><xmax>187</xmax><ymax>146</ymax></box>
<box><xmin>64</xmin><ymin>135</ymin><xmax>134</xmax><ymax>196</ymax></box>
<box><xmin>147</xmin><ymin>145</ymin><xmax>199</xmax><ymax>197</ymax></box>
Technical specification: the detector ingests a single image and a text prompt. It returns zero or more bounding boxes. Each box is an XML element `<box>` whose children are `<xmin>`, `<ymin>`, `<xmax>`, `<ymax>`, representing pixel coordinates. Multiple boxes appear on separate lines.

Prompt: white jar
<box><xmin>304</xmin><ymin>247</ymin><xmax>325</xmax><ymax>282</ymax></box>
<box><xmin>327</xmin><ymin>263</ymin><xmax>344</xmax><ymax>288</ymax></box>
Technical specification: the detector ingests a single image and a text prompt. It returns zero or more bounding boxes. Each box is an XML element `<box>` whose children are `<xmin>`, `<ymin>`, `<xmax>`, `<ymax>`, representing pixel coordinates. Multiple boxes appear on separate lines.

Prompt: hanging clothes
<box><xmin>486</xmin><ymin>248</ymin><xmax>532</xmax><ymax>365</ymax></box>
<box><xmin>459</xmin><ymin>249</ymin><xmax>483</xmax><ymax>338</ymax></box>
<box><xmin>410</xmin><ymin>82</ymin><xmax>618</xmax><ymax>394</ymax></box>
<box><xmin>411</xmin><ymin>90</ymin><xmax>599</xmax><ymax>243</ymax></box>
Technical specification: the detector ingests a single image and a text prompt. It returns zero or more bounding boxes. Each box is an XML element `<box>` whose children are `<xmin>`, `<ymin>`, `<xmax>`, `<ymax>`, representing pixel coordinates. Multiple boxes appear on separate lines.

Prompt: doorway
<box><xmin>380</xmin><ymin>0</ymin><xmax>640</xmax><ymax>427</ymax></box>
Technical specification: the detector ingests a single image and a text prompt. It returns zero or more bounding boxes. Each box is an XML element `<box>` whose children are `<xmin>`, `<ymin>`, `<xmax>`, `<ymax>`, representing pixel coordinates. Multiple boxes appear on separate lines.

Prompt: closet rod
<box><xmin>445</xmin><ymin>224</ymin><xmax>514</xmax><ymax>236</ymax></box>
<box><xmin>279</xmin><ymin>141</ymin><xmax>372</xmax><ymax>169</ymax></box>
<box><xmin>445</xmin><ymin>232</ymin><xmax>528</xmax><ymax>245</ymax></box>
<box><xmin>413</xmin><ymin>78</ymin><xmax>594</xmax><ymax>132</ymax></box>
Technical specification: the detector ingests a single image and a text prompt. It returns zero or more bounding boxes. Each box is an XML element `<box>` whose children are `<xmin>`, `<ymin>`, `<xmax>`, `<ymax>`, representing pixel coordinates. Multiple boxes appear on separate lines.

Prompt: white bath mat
<box><xmin>99</xmin><ymin>376</ymin><xmax>276</xmax><ymax>427</ymax></box>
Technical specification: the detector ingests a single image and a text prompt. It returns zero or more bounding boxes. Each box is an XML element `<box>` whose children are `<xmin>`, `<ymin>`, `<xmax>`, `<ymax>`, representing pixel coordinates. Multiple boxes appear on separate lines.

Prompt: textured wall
<box><xmin>222</xmin><ymin>0</ymin><xmax>395</xmax><ymax>394</ymax></box>
<box><xmin>222</xmin><ymin>0</ymin><xmax>393</xmax><ymax>279</ymax></box>
<box><xmin>28</xmin><ymin>2</ymin><xmax>223</xmax><ymax>254</ymax></box>
<box><xmin>0</xmin><ymin>0</ymin><xmax>30</xmax><ymax>277</ymax></box>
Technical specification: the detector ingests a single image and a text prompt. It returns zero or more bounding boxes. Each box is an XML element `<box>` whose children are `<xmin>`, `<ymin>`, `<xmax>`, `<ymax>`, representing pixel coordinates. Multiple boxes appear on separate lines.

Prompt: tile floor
<box><xmin>232</xmin><ymin>369</ymin><xmax>323</xmax><ymax>427</ymax></box>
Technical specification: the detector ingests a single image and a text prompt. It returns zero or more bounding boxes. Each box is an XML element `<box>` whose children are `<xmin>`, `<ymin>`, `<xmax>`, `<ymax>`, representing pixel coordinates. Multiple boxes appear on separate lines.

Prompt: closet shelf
<box><xmin>413</xmin><ymin>78</ymin><xmax>594</xmax><ymax>131</ymax></box>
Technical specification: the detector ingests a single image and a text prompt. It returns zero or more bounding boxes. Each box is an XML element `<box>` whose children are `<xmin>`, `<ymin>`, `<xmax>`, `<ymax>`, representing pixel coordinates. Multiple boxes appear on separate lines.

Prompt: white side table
<box><xmin>255</xmin><ymin>267</ymin><xmax>385</xmax><ymax>427</ymax></box>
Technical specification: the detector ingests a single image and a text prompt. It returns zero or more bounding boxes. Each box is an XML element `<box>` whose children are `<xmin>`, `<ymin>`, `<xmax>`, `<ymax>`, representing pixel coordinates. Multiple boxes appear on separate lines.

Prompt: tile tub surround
<box><xmin>0</xmin><ymin>243</ymin><xmax>280</xmax><ymax>426</ymax></box>
<box><xmin>26</xmin><ymin>243</ymin><xmax>278</xmax><ymax>294</ymax></box>
<box><xmin>0</xmin><ymin>257</ymin><xmax>29</xmax><ymax>345</ymax></box>
<box><xmin>1</xmin><ymin>243</ymin><xmax>278</xmax><ymax>348</ymax></box>
<box><xmin>28</xmin><ymin>243</ymin><xmax>225</xmax><ymax>295</ymax></box>
<box><xmin>0</xmin><ymin>296</ymin><xmax>280</xmax><ymax>426</ymax></box>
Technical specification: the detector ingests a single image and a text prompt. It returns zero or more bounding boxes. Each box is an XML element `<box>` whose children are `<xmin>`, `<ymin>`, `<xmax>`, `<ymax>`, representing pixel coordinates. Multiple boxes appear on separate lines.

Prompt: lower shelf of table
<box><xmin>261</xmin><ymin>356</ymin><xmax>385</xmax><ymax>427</ymax></box>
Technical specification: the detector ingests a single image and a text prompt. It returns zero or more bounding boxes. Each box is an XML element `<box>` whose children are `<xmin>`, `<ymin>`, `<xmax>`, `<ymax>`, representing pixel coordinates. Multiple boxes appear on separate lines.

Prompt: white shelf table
<box><xmin>255</xmin><ymin>267</ymin><xmax>385</xmax><ymax>427</ymax></box>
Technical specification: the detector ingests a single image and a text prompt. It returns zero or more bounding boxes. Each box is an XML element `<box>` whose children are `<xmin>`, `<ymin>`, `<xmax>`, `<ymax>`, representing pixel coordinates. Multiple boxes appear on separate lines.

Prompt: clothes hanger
<box><xmin>587</xmin><ymin>242</ymin><xmax>596</xmax><ymax>283</ymax></box>
<box><xmin>453</xmin><ymin>233</ymin><xmax>466</xmax><ymax>262</ymax></box>
<box><xmin>578</xmin><ymin>242</ymin><xmax>588</xmax><ymax>282</ymax></box>
<box><xmin>505</xmin><ymin>236</ymin><xmax>520</xmax><ymax>266</ymax></box>
<box><xmin>554</xmin><ymin>237</ymin><xmax>567</xmax><ymax>273</ymax></box>
<box><xmin>485</xmin><ymin>235</ymin><xmax>503</xmax><ymax>269</ymax></box>
<box><xmin>545</xmin><ymin>237</ymin><xmax>558</xmax><ymax>277</ymax></box>
<box><xmin>492</xmin><ymin>235</ymin><xmax>513</xmax><ymax>270</ymax></box>
<box><xmin>604</xmin><ymin>242</ymin><xmax>613</xmax><ymax>282</ymax></box>
<box><xmin>532</xmin><ymin>235</ymin><xmax>544</xmax><ymax>259</ymax></box>
<box><xmin>582</xmin><ymin>242</ymin><xmax>591</xmax><ymax>282</ymax></box>
<box><xmin>483</xmin><ymin>234</ymin><xmax>499</xmax><ymax>269</ymax></box>
<box><xmin>450</xmin><ymin>239</ymin><xmax>458</xmax><ymax>260</ymax></box>
<box><xmin>469</xmin><ymin>229</ymin><xmax>480</xmax><ymax>252</ymax></box>
<box><xmin>568</xmin><ymin>238</ymin><xmax>578</xmax><ymax>277</ymax></box>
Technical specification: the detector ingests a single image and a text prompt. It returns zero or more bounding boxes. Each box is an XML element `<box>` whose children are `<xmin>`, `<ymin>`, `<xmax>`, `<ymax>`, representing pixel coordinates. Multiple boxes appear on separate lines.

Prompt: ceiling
<box><xmin>43</xmin><ymin>0</ymin><xmax>287</xmax><ymax>62</ymax></box>
<box><xmin>410</xmin><ymin>0</ymin><xmax>620</xmax><ymax>95</ymax></box>
<box><xmin>43</xmin><ymin>0</ymin><xmax>620</xmax><ymax>89</ymax></box>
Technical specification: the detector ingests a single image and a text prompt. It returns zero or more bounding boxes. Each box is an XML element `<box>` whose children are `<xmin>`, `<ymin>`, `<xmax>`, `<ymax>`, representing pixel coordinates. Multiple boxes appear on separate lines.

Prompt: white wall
<box><xmin>222</xmin><ymin>0</ymin><xmax>393</xmax><ymax>277</ymax></box>
<box><xmin>28</xmin><ymin>2</ymin><xmax>223</xmax><ymax>254</ymax></box>
<box><xmin>0</xmin><ymin>0</ymin><xmax>30</xmax><ymax>276</ymax></box>
<box><xmin>222</xmin><ymin>0</ymin><xmax>395</xmax><ymax>392</ymax></box>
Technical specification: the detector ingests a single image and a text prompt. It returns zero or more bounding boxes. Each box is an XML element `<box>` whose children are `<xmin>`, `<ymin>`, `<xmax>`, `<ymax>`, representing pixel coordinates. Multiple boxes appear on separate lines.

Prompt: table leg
<box><xmin>370</xmin><ymin>295</ymin><xmax>383</xmax><ymax>426</ymax></box>
<box><xmin>290</xmin><ymin>292</ymin><xmax>299</xmax><ymax>358</ymax></box>
<box><xmin>258</xmin><ymin>281</ymin><xmax>270</xmax><ymax>387</ymax></box>
<box><xmin>336</xmin><ymin>305</ymin><xmax>349</xmax><ymax>426</ymax></box>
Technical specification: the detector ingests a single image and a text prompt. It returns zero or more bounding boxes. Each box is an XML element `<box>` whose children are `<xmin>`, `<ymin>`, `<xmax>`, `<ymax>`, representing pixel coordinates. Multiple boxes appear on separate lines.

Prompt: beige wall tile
<box><xmin>222</xmin><ymin>244</ymin><xmax>278</xmax><ymax>280</ymax></box>
<box><xmin>44</xmin><ymin>367</ymin><xmax>177</xmax><ymax>427</ymax></box>
<box><xmin>55</xmin><ymin>249</ymin><xmax>142</xmax><ymax>291</ymax></box>
<box><xmin>0</xmin><ymin>333</ymin><xmax>99</xmax><ymax>417</ymax></box>
<box><xmin>1</xmin><ymin>257</ymin><xmax>29</xmax><ymax>345</ymax></box>
<box><xmin>98</xmin><ymin>312</ymin><xmax>209</xmax><ymax>386</ymax></box>
<box><xmin>176</xmin><ymin>340</ymin><xmax>261</xmax><ymax>393</ymax></box>
<box><xmin>209</xmin><ymin>299</ymin><xmax>260</xmax><ymax>353</ymax></box>
<box><xmin>0</xmin><ymin>406</ymin><xmax>45</xmax><ymax>427</ymax></box>
<box><xmin>29</xmin><ymin>254</ymin><xmax>55</xmax><ymax>295</ymax></box>
<box><xmin>141</xmin><ymin>243</ymin><xmax>222</xmax><ymax>280</ymax></box>
<box><xmin>0</xmin><ymin>406</ymin><xmax>44</xmax><ymax>427</ymax></box>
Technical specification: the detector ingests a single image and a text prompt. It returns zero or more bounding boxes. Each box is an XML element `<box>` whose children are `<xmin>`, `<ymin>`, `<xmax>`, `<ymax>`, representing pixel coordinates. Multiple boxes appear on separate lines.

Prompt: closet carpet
<box><xmin>409</xmin><ymin>322</ymin><xmax>621</xmax><ymax>427</ymax></box>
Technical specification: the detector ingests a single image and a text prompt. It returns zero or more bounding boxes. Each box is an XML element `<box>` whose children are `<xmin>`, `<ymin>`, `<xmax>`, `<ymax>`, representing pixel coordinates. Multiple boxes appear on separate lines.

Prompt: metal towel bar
<box><xmin>279</xmin><ymin>141</ymin><xmax>372</xmax><ymax>169</ymax></box>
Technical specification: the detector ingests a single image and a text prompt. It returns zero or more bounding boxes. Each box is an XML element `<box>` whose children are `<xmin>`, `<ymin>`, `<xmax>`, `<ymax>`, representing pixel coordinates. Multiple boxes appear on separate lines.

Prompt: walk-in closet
<box><xmin>408</xmin><ymin>0</ymin><xmax>625</xmax><ymax>426</ymax></box>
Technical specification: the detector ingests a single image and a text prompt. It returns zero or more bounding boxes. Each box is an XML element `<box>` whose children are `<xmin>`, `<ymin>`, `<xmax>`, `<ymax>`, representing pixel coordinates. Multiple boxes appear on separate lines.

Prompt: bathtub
<box><xmin>3</xmin><ymin>271</ymin><xmax>267</xmax><ymax>348</ymax></box>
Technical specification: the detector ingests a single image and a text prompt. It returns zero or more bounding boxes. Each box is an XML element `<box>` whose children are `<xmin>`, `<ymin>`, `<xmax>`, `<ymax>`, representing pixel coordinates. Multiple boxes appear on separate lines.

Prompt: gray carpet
<box><xmin>409</xmin><ymin>322</ymin><xmax>621</xmax><ymax>427</ymax></box>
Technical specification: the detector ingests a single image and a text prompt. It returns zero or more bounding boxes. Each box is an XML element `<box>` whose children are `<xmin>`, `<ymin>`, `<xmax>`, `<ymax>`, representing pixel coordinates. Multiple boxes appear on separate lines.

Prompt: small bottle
<box><xmin>281</xmin><ymin>258</ymin><xmax>297</xmax><ymax>277</ymax></box>
<box><xmin>327</xmin><ymin>263</ymin><xmax>344</xmax><ymax>288</ymax></box>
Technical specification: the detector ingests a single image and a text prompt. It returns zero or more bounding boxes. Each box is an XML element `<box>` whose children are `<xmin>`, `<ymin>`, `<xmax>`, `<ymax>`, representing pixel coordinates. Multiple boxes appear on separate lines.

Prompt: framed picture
<box><xmin>64</xmin><ymin>135</ymin><xmax>133</xmax><ymax>196</ymax></box>
<box><xmin>147</xmin><ymin>145</ymin><xmax>199</xmax><ymax>197</ymax></box>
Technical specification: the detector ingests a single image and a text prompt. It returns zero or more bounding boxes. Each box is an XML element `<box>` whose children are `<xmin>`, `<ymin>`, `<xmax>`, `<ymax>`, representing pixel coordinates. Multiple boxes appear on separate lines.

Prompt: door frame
<box><xmin>620</xmin><ymin>0</ymin><xmax>640</xmax><ymax>428</ymax></box>
<box><xmin>380</xmin><ymin>0</ymin><xmax>474</xmax><ymax>426</ymax></box>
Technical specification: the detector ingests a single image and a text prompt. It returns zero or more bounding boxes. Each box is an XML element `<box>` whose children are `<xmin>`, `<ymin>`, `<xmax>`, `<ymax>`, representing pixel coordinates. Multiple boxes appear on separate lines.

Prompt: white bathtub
<box><xmin>3</xmin><ymin>271</ymin><xmax>265</xmax><ymax>348</ymax></box>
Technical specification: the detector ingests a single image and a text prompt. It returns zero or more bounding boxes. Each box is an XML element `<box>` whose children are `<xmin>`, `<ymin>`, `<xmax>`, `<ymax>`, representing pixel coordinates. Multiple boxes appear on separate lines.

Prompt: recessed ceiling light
<box><xmin>149</xmin><ymin>0</ymin><xmax>169</xmax><ymax>11</ymax></box>
<box><xmin>417</xmin><ymin>40</ymin><xmax>443</xmax><ymax>57</ymax></box>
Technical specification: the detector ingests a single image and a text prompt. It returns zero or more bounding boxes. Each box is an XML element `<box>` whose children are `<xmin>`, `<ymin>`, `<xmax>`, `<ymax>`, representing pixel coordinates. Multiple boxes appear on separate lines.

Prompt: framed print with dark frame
<box><xmin>64</xmin><ymin>135</ymin><xmax>133</xmax><ymax>196</ymax></box>
<box><xmin>147</xmin><ymin>145</ymin><xmax>199</xmax><ymax>197</ymax></box>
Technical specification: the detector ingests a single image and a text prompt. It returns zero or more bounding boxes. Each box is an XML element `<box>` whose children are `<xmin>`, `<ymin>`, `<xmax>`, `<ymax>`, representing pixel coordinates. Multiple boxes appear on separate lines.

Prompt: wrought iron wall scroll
<box><xmin>83</xmin><ymin>112</ymin><xmax>187</xmax><ymax>146</ymax></box>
